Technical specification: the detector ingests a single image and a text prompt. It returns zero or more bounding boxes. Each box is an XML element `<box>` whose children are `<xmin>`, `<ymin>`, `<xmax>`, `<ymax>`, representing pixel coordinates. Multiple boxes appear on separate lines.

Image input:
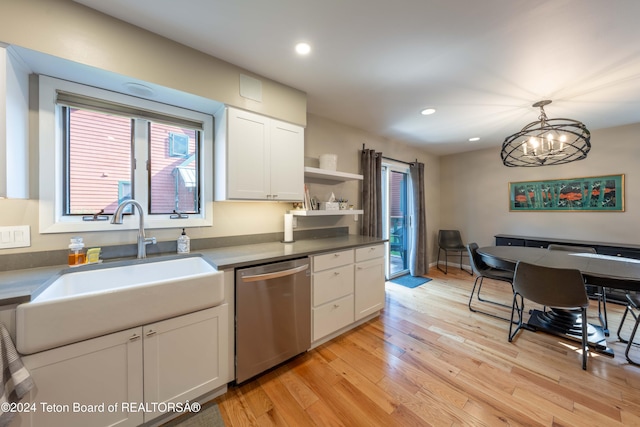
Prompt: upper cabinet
<box><xmin>215</xmin><ymin>107</ymin><xmax>304</xmax><ymax>201</ymax></box>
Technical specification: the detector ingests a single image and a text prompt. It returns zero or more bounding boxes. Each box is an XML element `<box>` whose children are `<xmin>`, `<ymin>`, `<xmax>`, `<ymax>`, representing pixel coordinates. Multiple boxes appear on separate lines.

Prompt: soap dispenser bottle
<box><xmin>177</xmin><ymin>228</ymin><xmax>190</xmax><ymax>254</ymax></box>
<box><xmin>68</xmin><ymin>237</ymin><xmax>86</xmax><ymax>266</ymax></box>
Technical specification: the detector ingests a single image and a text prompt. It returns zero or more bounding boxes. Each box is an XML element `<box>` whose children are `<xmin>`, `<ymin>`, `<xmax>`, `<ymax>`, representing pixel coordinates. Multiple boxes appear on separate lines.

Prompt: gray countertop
<box><xmin>0</xmin><ymin>235</ymin><xmax>386</xmax><ymax>305</ymax></box>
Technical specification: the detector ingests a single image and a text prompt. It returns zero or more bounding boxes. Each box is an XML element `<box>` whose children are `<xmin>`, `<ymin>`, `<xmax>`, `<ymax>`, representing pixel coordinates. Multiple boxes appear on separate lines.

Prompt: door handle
<box><xmin>241</xmin><ymin>264</ymin><xmax>309</xmax><ymax>282</ymax></box>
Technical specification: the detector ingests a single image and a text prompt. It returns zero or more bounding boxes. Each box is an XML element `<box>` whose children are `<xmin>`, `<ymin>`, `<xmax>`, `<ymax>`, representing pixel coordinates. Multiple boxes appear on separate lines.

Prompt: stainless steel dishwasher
<box><xmin>235</xmin><ymin>257</ymin><xmax>311</xmax><ymax>383</ymax></box>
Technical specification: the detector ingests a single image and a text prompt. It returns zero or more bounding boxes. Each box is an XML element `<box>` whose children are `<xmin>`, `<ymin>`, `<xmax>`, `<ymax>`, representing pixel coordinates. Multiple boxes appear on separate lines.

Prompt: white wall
<box><xmin>303</xmin><ymin>114</ymin><xmax>441</xmax><ymax>259</ymax></box>
<box><xmin>439</xmin><ymin>123</ymin><xmax>640</xmax><ymax>251</ymax></box>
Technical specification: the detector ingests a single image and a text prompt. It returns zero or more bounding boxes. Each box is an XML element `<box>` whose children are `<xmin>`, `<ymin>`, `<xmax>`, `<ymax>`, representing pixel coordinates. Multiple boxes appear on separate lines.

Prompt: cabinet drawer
<box><xmin>313</xmin><ymin>294</ymin><xmax>354</xmax><ymax>341</ymax></box>
<box><xmin>355</xmin><ymin>244</ymin><xmax>385</xmax><ymax>262</ymax></box>
<box><xmin>525</xmin><ymin>239</ymin><xmax>549</xmax><ymax>249</ymax></box>
<box><xmin>312</xmin><ymin>249</ymin><xmax>354</xmax><ymax>272</ymax></box>
<box><xmin>495</xmin><ymin>237</ymin><xmax>525</xmax><ymax>247</ymax></box>
<box><xmin>313</xmin><ymin>265</ymin><xmax>354</xmax><ymax>306</ymax></box>
<box><xmin>596</xmin><ymin>246</ymin><xmax>640</xmax><ymax>260</ymax></box>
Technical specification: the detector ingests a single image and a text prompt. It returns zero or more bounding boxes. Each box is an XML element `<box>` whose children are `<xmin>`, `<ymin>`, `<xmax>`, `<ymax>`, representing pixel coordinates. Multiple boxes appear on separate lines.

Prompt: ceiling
<box><xmin>72</xmin><ymin>0</ymin><xmax>640</xmax><ymax>155</ymax></box>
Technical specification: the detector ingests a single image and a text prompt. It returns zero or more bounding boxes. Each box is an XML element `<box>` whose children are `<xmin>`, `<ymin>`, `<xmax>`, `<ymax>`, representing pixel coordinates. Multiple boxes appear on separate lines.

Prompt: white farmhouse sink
<box><xmin>16</xmin><ymin>255</ymin><xmax>224</xmax><ymax>354</ymax></box>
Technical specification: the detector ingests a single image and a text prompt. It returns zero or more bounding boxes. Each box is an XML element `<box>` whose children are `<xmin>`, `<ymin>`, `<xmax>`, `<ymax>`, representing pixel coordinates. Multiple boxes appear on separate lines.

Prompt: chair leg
<box><xmin>617</xmin><ymin>305</ymin><xmax>638</xmax><ymax>343</ymax></box>
<box><xmin>597</xmin><ymin>286</ymin><xmax>609</xmax><ymax>336</ymax></box>
<box><xmin>625</xmin><ymin>315</ymin><xmax>640</xmax><ymax>366</ymax></box>
<box><xmin>469</xmin><ymin>276</ymin><xmax>515</xmax><ymax>322</ymax></box>
<box><xmin>460</xmin><ymin>251</ymin><xmax>473</xmax><ymax>275</ymax></box>
<box><xmin>437</xmin><ymin>248</ymin><xmax>446</xmax><ymax>274</ymax></box>
<box><xmin>508</xmin><ymin>293</ymin><xmax>524</xmax><ymax>342</ymax></box>
<box><xmin>581</xmin><ymin>307</ymin><xmax>588</xmax><ymax>370</ymax></box>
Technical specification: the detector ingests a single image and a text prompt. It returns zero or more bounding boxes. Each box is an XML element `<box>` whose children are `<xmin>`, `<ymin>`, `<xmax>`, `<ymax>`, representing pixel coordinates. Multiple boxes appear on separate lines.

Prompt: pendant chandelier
<box><xmin>501</xmin><ymin>100</ymin><xmax>591</xmax><ymax>167</ymax></box>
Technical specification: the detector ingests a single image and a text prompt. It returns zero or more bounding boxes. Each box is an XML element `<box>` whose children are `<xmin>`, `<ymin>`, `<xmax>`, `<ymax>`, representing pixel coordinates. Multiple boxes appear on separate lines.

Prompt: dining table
<box><xmin>477</xmin><ymin>245</ymin><xmax>640</xmax><ymax>356</ymax></box>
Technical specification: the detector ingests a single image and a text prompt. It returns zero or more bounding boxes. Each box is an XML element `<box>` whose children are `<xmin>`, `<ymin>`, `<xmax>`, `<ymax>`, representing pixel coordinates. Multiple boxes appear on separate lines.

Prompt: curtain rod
<box><xmin>362</xmin><ymin>144</ymin><xmax>417</xmax><ymax>165</ymax></box>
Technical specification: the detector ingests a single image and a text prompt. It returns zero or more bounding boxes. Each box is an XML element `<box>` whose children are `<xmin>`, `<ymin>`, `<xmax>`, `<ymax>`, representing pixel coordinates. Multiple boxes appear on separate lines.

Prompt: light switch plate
<box><xmin>0</xmin><ymin>225</ymin><xmax>31</xmax><ymax>249</ymax></box>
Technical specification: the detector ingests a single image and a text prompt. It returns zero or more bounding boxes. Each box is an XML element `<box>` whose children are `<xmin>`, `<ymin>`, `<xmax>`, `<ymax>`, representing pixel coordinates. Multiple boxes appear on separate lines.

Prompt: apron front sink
<box><xmin>16</xmin><ymin>255</ymin><xmax>224</xmax><ymax>354</ymax></box>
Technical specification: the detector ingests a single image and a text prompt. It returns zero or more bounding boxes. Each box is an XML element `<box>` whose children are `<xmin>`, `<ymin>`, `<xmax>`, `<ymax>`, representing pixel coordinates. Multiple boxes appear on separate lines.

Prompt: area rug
<box><xmin>389</xmin><ymin>275</ymin><xmax>432</xmax><ymax>288</ymax></box>
<box><xmin>163</xmin><ymin>401</ymin><xmax>225</xmax><ymax>427</ymax></box>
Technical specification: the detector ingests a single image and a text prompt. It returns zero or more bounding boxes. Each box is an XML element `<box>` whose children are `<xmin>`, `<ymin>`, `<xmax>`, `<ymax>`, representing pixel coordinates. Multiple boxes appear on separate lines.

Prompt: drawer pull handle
<box><xmin>129</xmin><ymin>334</ymin><xmax>141</xmax><ymax>342</ymax></box>
<box><xmin>146</xmin><ymin>330</ymin><xmax>157</xmax><ymax>337</ymax></box>
<box><xmin>334</xmin><ymin>254</ymin><xmax>340</xmax><ymax>257</ymax></box>
<box><xmin>333</xmin><ymin>304</ymin><xmax>340</xmax><ymax>308</ymax></box>
<box><xmin>333</xmin><ymin>272</ymin><xmax>340</xmax><ymax>276</ymax></box>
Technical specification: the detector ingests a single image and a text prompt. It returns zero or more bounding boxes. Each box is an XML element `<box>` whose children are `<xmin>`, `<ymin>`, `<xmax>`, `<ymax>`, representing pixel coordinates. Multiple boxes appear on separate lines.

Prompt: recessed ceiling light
<box><xmin>469</xmin><ymin>137</ymin><xmax>480</xmax><ymax>142</ymax></box>
<box><xmin>295</xmin><ymin>42</ymin><xmax>311</xmax><ymax>55</ymax></box>
<box><xmin>420</xmin><ymin>108</ymin><xmax>436</xmax><ymax>116</ymax></box>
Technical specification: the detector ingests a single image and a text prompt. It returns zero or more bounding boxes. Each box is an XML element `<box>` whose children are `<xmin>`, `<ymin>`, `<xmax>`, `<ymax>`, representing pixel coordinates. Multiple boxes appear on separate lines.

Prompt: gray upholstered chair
<box><xmin>466</xmin><ymin>243</ymin><xmax>514</xmax><ymax>321</ymax></box>
<box><xmin>437</xmin><ymin>230</ymin><xmax>471</xmax><ymax>274</ymax></box>
<box><xmin>616</xmin><ymin>292</ymin><xmax>640</xmax><ymax>365</ymax></box>
<box><xmin>509</xmin><ymin>261</ymin><xmax>590</xmax><ymax>370</ymax></box>
<box><xmin>547</xmin><ymin>244</ymin><xmax>608</xmax><ymax>334</ymax></box>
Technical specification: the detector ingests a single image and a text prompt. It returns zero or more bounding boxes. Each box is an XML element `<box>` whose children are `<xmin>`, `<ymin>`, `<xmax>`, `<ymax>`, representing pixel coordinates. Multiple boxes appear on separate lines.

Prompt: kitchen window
<box><xmin>39</xmin><ymin>76</ymin><xmax>213</xmax><ymax>233</ymax></box>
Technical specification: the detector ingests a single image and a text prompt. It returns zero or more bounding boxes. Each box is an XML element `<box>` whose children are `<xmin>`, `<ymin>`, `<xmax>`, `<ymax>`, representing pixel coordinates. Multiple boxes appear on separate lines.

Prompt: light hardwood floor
<box><xmin>215</xmin><ymin>267</ymin><xmax>640</xmax><ymax>426</ymax></box>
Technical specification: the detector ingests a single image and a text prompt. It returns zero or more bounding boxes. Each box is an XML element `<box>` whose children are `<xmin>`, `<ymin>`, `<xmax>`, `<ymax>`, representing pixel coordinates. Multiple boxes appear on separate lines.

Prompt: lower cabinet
<box><xmin>355</xmin><ymin>257</ymin><xmax>385</xmax><ymax>320</ymax></box>
<box><xmin>311</xmin><ymin>245</ymin><xmax>385</xmax><ymax>344</ymax></box>
<box><xmin>13</xmin><ymin>305</ymin><xmax>228</xmax><ymax>427</ymax></box>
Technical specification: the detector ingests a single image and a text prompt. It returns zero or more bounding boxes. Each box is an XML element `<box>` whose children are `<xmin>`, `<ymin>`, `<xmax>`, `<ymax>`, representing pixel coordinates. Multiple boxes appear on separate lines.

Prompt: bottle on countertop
<box><xmin>177</xmin><ymin>228</ymin><xmax>190</xmax><ymax>254</ymax></box>
<box><xmin>68</xmin><ymin>237</ymin><xmax>86</xmax><ymax>266</ymax></box>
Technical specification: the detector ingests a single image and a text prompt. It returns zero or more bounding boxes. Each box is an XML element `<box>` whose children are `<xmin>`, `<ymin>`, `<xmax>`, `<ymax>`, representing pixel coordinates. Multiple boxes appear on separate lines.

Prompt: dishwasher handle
<box><xmin>240</xmin><ymin>264</ymin><xmax>309</xmax><ymax>282</ymax></box>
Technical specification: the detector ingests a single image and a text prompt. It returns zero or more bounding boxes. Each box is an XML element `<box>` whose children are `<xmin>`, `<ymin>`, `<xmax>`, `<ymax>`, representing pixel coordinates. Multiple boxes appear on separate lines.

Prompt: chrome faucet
<box><xmin>111</xmin><ymin>199</ymin><xmax>157</xmax><ymax>259</ymax></box>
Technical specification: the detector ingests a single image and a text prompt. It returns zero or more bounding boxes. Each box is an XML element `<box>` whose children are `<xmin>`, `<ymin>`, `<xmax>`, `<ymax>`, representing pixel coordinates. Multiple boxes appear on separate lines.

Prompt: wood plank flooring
<box><xmin>214</xmin><ymin>268</ymin><xmax>640</xmax><ymax>426</ymax></box>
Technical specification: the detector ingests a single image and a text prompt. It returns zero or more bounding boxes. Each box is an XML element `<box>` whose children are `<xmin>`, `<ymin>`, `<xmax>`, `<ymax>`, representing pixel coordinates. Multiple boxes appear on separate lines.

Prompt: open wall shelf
<box><xmin>290</xmin><ymin>209</ymin><xmax>364</xmax><ymax>217</ymax></box>
<box><xmin>304</xmin><ymin>167</ymin><xmax>363</xmax><ymax>182</ymax></box>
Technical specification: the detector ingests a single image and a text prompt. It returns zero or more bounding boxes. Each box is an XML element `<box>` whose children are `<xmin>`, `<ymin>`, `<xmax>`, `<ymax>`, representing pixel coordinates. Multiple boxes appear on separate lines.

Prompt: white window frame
<box><xmin>38</xmin><ymin>75</ymin><xmax>213</xmax><ymax>234</ymax></box>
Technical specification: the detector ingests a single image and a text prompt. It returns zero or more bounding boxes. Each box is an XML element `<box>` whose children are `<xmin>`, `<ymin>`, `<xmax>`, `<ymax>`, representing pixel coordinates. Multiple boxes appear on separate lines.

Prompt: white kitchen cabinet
<box><xmin>311</xmin><ymin>250</ymin><xmax>355</xmax><ymax>342</ymax></box>
<box><xmin>312</xmin><ymin>294</ymin><xmax>355</xmax><ymax>341</ymax></box>
<box><xmin>15</xmin><ymin>327</ymin><xmax>144</xmax><ymax>427</ymax></box>
<box><xmin>354</xmin><ymin>245</ymin><xmax>385</xmax><ymax>320</ymax></box>
<box><xmin>143</xmin><ymin>306</ymin><xmax>228</xmax><ymax>421</ymax></box>
<box><xmin>13</xmin><ymin>305</ymin><xmax>228</xmax><ymax>427</ymax></box>
<box><xmin>311</xmin><ymin>244</ymin><xmax>385</xmax><ymax>344</ymax></box>
<box><xmin>215</xmin><ymin>107</ymin><xmax>304</xmax><ymax>201</ymax></box>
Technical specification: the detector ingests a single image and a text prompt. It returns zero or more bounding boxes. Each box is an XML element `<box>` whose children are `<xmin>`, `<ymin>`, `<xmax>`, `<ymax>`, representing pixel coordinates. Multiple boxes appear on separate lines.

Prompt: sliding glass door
<box><xmin>382</xmin><ymin>163</ymin><xmax>410</xmax><ymax>278</ymax></box>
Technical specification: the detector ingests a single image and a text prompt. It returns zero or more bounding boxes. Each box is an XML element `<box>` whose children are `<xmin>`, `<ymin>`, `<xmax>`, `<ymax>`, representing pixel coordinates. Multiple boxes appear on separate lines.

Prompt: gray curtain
<box><xmin>361</xmin><ymin>149</ymin><xmax>382</xmax><ymax>237</ymax></box>
<box><xmin>409</xmin><ymin>162</ymin><xmax>427</xmax><ymax>276</ymax></box>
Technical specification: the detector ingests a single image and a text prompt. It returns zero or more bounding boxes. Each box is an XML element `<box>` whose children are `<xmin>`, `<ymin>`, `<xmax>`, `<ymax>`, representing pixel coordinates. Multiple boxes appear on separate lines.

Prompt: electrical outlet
<box><xmin>0</xmin><ymin>225</ymin><xmax>31</xmax><ymax>249</ymax></box>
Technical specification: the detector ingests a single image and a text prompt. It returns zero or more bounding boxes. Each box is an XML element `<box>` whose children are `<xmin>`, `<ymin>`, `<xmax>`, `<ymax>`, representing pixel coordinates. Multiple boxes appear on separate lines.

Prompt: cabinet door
<box><xmin>269</xmin><ymin>121</ymin><xmax>304</xmax><ymax>201</ymax></box>
<box><xmin>227</xmin><ymin>109</ymin><xmax>270</xmax><ymax>199</ymax></box>
<box><xmin>312</xmin><ymin>264</ymin><xmax>354</xmax><ymax>307</ymax></box>
<box><xmin>313</xmin><ymin>294</ymin><xmax>354</xmax><ymax>341</ymax></box>
<box><xmin>16</xmin><ymin>328</ymin><xmax>144</xmax><ymax>427</ymax></box>
<box><xmin>142</xmin><ymin>305</ymin><xmax>229</xmax><ymax>422</ymax></box>
<box><xmin>355</xmin><ymin>258</ymin><xmax>385</xmax><ymax>320</ymax></box>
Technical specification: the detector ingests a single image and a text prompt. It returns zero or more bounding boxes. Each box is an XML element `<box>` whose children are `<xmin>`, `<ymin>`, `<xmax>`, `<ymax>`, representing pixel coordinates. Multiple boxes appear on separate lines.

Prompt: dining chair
<box><xmin>616</xmin><ymin>292</ymin><xmax>640</xmax><ymax>365</ymax></box>
<box><xmin>437</xmin><ymin>230</ymin><xmax>471</xmax><ymax>275</ymax></box>
<box><xmin>509</xmin><ymin>261</ymin><xmax>590</xmax><ymax>370</ymax></box>
<box><xmin>466</xmin><ymin>243</ymin><xmax>515</xmax><ymax>321</ymax></box>
<box><xmin>547</xmin><ymin>244</ymin><xmax>608</xmax><ymax>334</ymax></box>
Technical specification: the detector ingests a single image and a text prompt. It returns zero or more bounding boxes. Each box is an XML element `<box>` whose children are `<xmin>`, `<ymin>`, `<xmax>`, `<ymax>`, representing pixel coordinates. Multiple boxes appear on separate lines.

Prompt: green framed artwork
<box><xmin>509</xmin><ymin>174</ymin><xmax>624</xmax><ymax>212</ymax></box>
